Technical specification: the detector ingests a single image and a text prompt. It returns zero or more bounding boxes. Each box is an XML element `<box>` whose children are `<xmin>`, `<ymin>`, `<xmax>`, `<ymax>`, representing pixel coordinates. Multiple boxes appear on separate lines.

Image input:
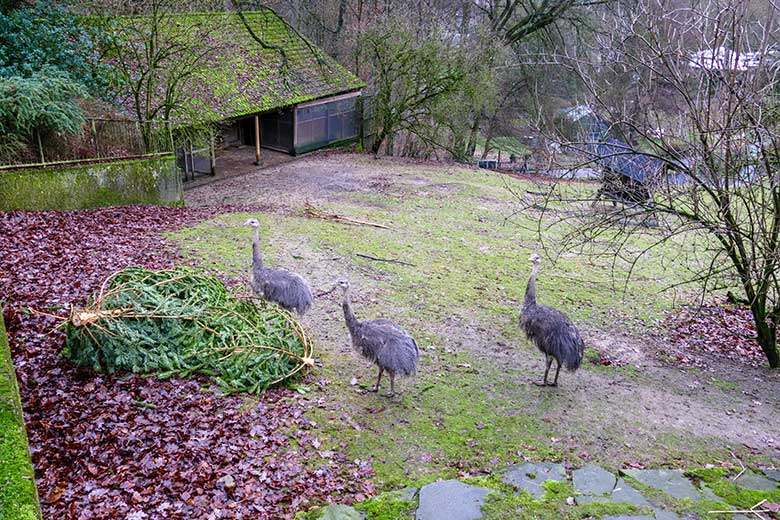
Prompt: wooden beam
<box><xmin>209</xmin><ymin>127</ymin><xmax>216</xmax><ymax>176</ymax></box>
<box><xmin>254</xmin><ymin>115</ymin><xmax>261</xmax><ymax>165</ymax></box>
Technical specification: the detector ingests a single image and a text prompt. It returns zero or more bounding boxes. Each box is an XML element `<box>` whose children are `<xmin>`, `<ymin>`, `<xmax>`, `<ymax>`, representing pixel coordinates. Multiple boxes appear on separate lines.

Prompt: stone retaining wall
<box><xmin>0</xmin><ymin>155</ymin><xmax>181</xmax><ymax>211</ymax></box>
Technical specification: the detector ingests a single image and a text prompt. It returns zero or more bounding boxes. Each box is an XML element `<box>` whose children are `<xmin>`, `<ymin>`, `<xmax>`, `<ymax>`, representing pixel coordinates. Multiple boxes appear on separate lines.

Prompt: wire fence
<box><xmin>0</xmin><ymin>118</ymin><xmax>174</xmax><ymax>170</ymax></box>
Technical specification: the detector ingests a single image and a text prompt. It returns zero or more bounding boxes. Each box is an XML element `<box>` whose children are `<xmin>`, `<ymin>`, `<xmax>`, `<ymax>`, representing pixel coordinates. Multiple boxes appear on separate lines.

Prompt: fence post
<box><xmin>92</xmin><ymin>119</ymin><xmax>100</xmax><ymax>159</ymax></box>
<box><xmin>167</xmin><ymin>120</ymin><xmax>174</xmax><ymax>154</ymax></box>
<box><xmin>357</xmin><ymin>96</ymin><xmax>364</xmax><ymax>151</ymax></box>
<box><xmin>189</xmin><ymin>140</ymin><xmax>195</xmax><ymax>181</ymax></box>
<box><xmin>36</xmin><ymin>130</ymin><xmax>45</xmax><ymax>164</ymax></box>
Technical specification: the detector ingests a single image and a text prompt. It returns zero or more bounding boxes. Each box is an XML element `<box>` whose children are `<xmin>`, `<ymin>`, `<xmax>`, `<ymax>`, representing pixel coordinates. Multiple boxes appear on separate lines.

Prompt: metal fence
<box><xmin>0</xmin><ymin>118</ymin><xmax>173</xmax><ymax>170</ymax></box>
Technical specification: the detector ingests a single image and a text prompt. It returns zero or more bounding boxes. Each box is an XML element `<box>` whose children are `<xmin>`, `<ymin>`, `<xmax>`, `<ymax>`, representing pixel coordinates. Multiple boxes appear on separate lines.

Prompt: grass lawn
<box><xmin>173</xmin><ymin>154</ymin><xmax>779</xmax><ymax>494</ymax></box>
<box><xmin>0</xmin><ymin>316</ymin><xmax>41</xmax><ymax>520</ymax></box>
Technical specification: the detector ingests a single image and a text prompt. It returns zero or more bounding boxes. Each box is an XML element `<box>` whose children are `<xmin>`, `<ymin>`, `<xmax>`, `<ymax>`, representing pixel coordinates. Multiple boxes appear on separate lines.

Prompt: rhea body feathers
<box><xmin>338</xmin><ymin>280</ymin><xmax>419</xmax><ymax>396</ymax></box>
<box><xmin>519</xmin><ymin>253</ymin><xmax>584</xmax><ymax>386</ymax></box>
<box><xmin>245</xmin><ymin>218</ymin><xmax>313</xmax><ymax>315</ymax></box>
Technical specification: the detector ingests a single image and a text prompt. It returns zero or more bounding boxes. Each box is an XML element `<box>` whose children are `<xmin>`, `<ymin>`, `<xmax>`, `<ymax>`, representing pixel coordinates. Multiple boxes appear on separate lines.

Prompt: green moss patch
<box><xmin>354</xmin><ymin>490</ymin><xmax>416</xmax><ymax>520</ymax></box>
<box><xmin>0</xmin><ymin>315</ymin><xmax>42</xmax><ymax>520</ymax></box>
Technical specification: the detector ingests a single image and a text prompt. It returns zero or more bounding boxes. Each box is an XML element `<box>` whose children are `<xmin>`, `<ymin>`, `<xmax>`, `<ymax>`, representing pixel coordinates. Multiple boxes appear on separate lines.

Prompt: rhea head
<box><xmin>336</xmin><ymin>279</ymin><xmax>351</xmax><ymax>293</ymax></box>
<box><xmin>529</xmin><ymin>253</ymin><xmax>542</xmax><ymax>265</ymax></box>
<box><xmin>244</xmin><ymin>218</ymin><xmax>260</xmax><ymax>228</ymax></box>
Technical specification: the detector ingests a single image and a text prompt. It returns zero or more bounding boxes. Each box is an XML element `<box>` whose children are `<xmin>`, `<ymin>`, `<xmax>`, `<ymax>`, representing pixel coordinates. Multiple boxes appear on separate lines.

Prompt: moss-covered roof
<box><xmin>119</xmin><ymin>10</ymin><xmax>364</xmax><ymax>124</ymax></box>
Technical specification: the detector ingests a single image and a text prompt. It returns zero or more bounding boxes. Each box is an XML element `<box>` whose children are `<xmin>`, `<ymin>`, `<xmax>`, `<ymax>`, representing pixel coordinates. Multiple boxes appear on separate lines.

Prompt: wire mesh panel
<box><xmin>0</xmin><ymin>119</ymin><xmax>172</xmax><ymax>169</ymax></box>
<box><xmin>177</xmin><ymin>145</ymin><xmax>214</xmax><ymax>182</ymax></box>
<box><xmin>260</xmin><ymin>110</ymin><xmax>294</xmax><ymax>152</ymax></box>
<box><xmin>295</xmin><ymin>96</ymin><xmax>359</xmax><ymax>153</ymax></box>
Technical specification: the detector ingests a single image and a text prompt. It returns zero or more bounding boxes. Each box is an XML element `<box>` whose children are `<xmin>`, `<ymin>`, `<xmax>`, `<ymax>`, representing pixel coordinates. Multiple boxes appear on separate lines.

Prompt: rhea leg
<box><xmin>370</xmin><ymin>367</ymin><xmax>384</xmax><ymax>393</ymax></box>
<box><xmin>382</xmin><ymin>372</ymin><xmax>396</xmax><ymax>398</ymax></box>
<box><xmin>534</xmin><ymin>355</ymin><xmax>553</xmax><ymax>386</ymax></box>
<box><xmin>550</xmin><ymin>358</ymin><xmax>561</xmax><ymax>387</ymax></box>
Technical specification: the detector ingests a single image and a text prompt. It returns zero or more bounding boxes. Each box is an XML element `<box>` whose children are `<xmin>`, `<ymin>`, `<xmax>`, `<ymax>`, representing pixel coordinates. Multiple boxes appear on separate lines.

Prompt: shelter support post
<box><xmin>209</xmin><ymin>127</ymin><xmax>216</xmax><ymax>176</ymax></box>
<box><xmin>254</xmin><ymin>115</ymin><xmax>261</xmax><ymax>166</ymax></box>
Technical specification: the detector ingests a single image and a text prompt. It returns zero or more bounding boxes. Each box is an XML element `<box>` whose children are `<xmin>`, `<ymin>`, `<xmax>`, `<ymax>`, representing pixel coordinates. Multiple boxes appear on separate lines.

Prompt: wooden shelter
<box><xmin>129</xmin><ymin>10</ymin><xmax>365</xmax><ymax>176</ymax></box>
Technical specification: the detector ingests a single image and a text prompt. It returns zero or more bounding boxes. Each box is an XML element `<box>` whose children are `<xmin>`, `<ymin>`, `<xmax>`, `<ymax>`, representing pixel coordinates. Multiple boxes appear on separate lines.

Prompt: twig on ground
<box><xmin>709</xmin><ymin>499</ymin><xmax>770</xmax><ymax>519</ymax></box>
<box><xmin>303</xmin><ymin>201</ymin><xmax>390</xmax><ymax>229</ymax></box>
<box><xmin>355</xmin><ymin>253</ymin><xmax>416</xmax><ymax>267</ymax></box>
<box><xmin>315</xmin><ymin>285</ymin><xmax>338</xmax><ymax>298</ymax></box>
<box><xmin>343</xmin><ymin>414</ymin><xmax>362</xmax><ymax>431</ymax></box>
<box><xmin>730</xmin><ymin>450</ymin><xmax>747</xmax><ymax>481</ymax></box>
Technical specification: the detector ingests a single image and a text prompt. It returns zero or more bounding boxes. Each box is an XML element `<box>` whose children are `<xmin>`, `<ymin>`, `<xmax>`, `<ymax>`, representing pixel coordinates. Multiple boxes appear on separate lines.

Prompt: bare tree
<box><xmin>532</xmin><ymin>0</ymin><xmax>780</xmax><ymax>367</ymax></box>
<box><xmin>91</xmin><ymin>0</ymin><xmax>228</xmax><ymax>146</ymax></box>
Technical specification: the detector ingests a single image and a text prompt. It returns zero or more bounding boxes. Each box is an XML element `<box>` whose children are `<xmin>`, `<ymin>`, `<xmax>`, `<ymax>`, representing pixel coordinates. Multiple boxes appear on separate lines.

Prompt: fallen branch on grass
<box><xmin>709</xmin><ymin>498</ymin><xmax>775</xmax><ymax>519</ymax></box>
<box><xmin>315</xmin><ymin>285</ymin><xmax>338</xmax><ymax>298</ymax></box>
<box><xmin>303</xmin><ymin>201</ymin><xmax>390</xmax><ymax>229</ymax></box>
<box><xmin>355</xmin><ymin>253</ymin><xmax>416</xmax><ymax>267</ymax></box>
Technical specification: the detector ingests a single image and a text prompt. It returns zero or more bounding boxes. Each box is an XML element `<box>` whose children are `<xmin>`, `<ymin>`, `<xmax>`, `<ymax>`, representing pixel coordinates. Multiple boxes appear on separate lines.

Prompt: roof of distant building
<box><xmin>112</xmin><ymin>10</ymin><xmax>365</xmax><ymax>124</ymax></box>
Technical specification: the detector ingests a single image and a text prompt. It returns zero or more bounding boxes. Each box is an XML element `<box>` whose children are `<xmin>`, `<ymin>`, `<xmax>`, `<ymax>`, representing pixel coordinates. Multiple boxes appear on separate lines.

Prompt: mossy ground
<box><xmin>0</xmin><ymin>317</ymin><xmax>42</xmax><ymax>520</ymax></box>
<box><xmin>173</xmin><ymin>154</ymin><xmax>780</xmax><ymax>512</ymax></box>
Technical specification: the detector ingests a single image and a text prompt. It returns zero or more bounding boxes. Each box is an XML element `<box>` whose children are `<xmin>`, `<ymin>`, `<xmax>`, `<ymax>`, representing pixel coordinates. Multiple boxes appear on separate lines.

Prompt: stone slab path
<box><xmin>622</xmin><ymin>469</ymin><xmax>701</xmax><ymax>500</ymax></box>
<box><xmin>311</xmin><ymin>464</ymin><xmax>780</xmax><ymax>520</ymax></box>
<box><xmin>415</xmin><ymin>480</ymin><xmax>490</xmax><ymax>520</ymax></box>
<box><xmin>501</xmin><ymin>462</ymin><xmax>567</xmax><ymax>498</ymax></box>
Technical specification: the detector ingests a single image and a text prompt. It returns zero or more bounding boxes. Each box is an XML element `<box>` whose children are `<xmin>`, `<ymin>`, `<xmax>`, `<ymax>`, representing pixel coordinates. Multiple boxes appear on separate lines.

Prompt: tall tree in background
<box><xmin>362</xmin><ymin>20</ymin><xmax>465</xmax><ymax>156</ymax></box>
<box><xmin>537</xmin><ymin>0</ymin><xmax>780</xmax><ymax>367</ymax></box>
<box><xmin>269</xmin><ymin>0</ymin><xmax>592</xmax><ymax>161</ymax></box>
<box><xmin>90</xmin><ymin>0</ymin><xmax>227</xmax><ymax>146</ymax></box>
<box><xmin>0</xmin><ymin>1</ymin><xmax>110</xmax><ymax>96</ymax></box>
<box><xmin>0</xmin><ymin>1</ymin><xmax>110</xmax><ymax>163</ymax></box>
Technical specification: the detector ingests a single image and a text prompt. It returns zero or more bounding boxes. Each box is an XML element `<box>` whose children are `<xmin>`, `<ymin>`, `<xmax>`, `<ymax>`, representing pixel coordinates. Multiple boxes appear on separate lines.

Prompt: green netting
<box><xmin>63</xmin><ymin>266</ymin><xmax>314</xmax><ymax>393</ymax></box>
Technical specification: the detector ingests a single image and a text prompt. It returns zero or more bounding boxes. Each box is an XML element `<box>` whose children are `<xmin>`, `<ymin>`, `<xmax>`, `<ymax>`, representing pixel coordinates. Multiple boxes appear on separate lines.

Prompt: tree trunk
<box><xmin>753</xmin><ymin>313</ymin><xmax>779</xmax><ymax>368</ymax></box>
<box><xmin>385</xmin><ymin>132</ymin><xmax>395</xmax><ymax>156</ymax></box>
<box><xmin>465</xmin><ymin>115</ymin><xmax>481</xmax><ymax>159</ymax></box>
<box><xmin>460</xmin><ymin>0</ymin><xmax>472</xmax><ymax>39</ymax></box>
<box><xmin>371</xmin><ymin>128</ymin><xmax>386</xmax><ymax>156</ymax></box>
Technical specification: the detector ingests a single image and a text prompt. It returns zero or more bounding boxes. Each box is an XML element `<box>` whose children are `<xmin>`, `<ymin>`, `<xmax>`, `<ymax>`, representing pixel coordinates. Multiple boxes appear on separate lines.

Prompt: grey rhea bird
<box><xmin>337</xmin><ymin>279</ymin><xmax>419</xmax><ymax>397</ymax></box>
<box><xmin>244</xmin><ymin>218</ymin><xmax>313</xmax><ymax>315</ymax></box>
<box><xmin>519</xmin><ymin>253</ymin><xmax>585</xmax><ymax>387</ymax></box>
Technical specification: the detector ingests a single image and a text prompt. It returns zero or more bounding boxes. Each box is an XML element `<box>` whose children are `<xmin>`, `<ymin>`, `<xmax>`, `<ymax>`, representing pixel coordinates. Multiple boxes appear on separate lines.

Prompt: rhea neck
<box><xmin>251</xmin><ymin>226</ymin><xmax>263</xmax><ymax>269</ymax></box>
<box><xmin>523</xmin><ymin>262</ymin><xmax>539</xmax><ymax>310</ymax></box>
<box><xmin>342</xmin><ymin>289</ymin><xmax>359</xmax><ymax>333</ymax></box>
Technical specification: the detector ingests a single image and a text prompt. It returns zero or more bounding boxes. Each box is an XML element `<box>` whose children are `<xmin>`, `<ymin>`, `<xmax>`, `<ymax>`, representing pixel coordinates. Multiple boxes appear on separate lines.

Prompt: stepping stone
<box><xmin>652</xmin><ymin>508</ymin><xmax>681</xmax><ymax>520</ymax></box>
<box><xmin>602</xmin><ymin>516</ymin><xmax>654</xmax><ymax>520</ymax></box>
<box><xmin>734</xmin><ymin>471</ymin><xmax>778</xmax><ymax>491</ymax></box>
<box><xmin>623</xmin><ymin>470</ymin><xmax>701</xmax><ymax>500</ymax></box>
<box><xmin>611</xmin><ymin>479</ymin><xmax>651</xmax><ymax>507</ymax></box>
<box><xmin>501</xmin><ymin>463</ymin><xmax>567</xmax><ymax>498</ymax></box>
<box><xmin>317</xmin><ymin>504</ymin><xmax>365</xmax><ymax>520</ymax></box>
<box><xmin>573</xmin><ymin>465</ymin><xmax>617</xmax><ymax>496</ymax></box>
<box><xmin>577</xmin><ymin>495</ymin><xmax>611</xmax><ymax>504</ymax></box>
<box><xmin>416</xmin><ymin>480</ymin><xmax>490</xmax><ymax>520</ymax></box>
<box><xmin>761</xmin><ymin>468</ymin><xmax>780</xmax><ymax>483</ymax></box>
<box><xmin>700</xmin><ymin>484</ymin><xmax>721</xmax><ymax>502</ymax></box>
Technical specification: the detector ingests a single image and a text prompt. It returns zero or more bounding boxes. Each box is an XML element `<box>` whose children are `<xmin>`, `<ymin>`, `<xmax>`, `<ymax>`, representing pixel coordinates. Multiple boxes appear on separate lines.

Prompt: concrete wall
<box><xmin>0</xmin><ymin>155</ymin><xmax>182</xmax><ymax>211</ymax></box>
<box><xmin>0</xmin><ymin>313</ymin><xmax>42</xmax><ymax>520</ymax></box>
